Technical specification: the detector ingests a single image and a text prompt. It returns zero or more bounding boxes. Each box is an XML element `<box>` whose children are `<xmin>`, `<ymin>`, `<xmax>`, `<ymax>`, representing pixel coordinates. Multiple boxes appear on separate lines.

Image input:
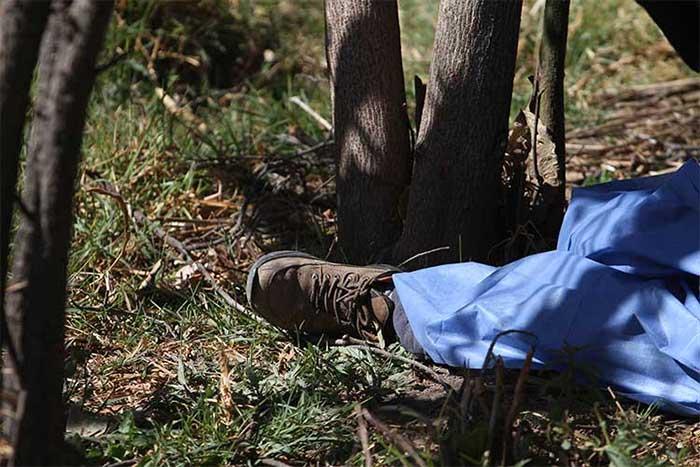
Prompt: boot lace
<box><xmin>309</xmin><ymin>271</ymin><xmax>377</xmax><ymax>339</ymax></box>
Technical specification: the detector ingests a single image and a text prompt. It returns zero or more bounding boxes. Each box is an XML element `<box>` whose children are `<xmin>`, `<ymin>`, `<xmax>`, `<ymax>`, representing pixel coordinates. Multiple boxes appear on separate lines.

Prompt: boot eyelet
<box><xmin>312</xmin><ymin>273</ymin><xmax>318</xmax><ymax>279</ymax></box>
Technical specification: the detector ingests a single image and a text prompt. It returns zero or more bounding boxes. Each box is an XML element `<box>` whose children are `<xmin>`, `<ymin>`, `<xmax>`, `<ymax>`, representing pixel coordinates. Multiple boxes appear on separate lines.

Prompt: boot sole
<box><xmin>245</xmin><ymin>250</ymin><xmax>318</xmax><ymax>307</ymax></box>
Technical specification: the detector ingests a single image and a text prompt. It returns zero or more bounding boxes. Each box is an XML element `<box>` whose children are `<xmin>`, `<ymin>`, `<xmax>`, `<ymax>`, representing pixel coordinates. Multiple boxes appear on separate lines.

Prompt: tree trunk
<box><xmin>325</xmin><ymin>0</ymin><xmax>411</xmax><ymax>264</ymax></box>
<box><xmin>0</xmin><ymin>0</ymin><xmax>51</xmax><ymax>397</ymax></box>
<box><xmin>2</xmin><ymin>1</ymin><xmax>113</xmax><ymax>464</ymax></box>
<box><xmin>395</xmin><ymin>0</ymin><xmax>523</xmax><ymax>268</ymax></box>
<box><xmin>530</xmin><ymin>0</ymin><xmax>570</xmax><ymax>240</ymax></box>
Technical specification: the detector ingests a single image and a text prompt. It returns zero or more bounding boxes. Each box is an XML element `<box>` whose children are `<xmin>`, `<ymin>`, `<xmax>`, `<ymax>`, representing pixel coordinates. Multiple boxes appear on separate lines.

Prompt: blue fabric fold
<box><xmin>393</xmin><ymin>160</ymin><xmax>700</xmax><ymax>416</ymax></box>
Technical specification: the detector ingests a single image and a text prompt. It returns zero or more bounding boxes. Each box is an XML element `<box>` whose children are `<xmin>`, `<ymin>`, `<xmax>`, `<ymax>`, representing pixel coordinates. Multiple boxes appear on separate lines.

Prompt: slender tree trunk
<box><xmin>395</xmin><ymin>0</ymin><xmax>523</xmax><ymax>268</ymax></box>
<box><xmin>530</xmin><ymin>0</ymin><xmax>570</xmax><ymax>240</ymax></box>
<box><xmin>325</xmin><ymin>0</ymin><xmax>411</xmax><ymax>264</ymax></box>
<box><xmin>0</xmin><ymin>0</ymin><xmax>52</xmax><ymax>398</ymax></box>
<box><xmin>2</xmin><ymin>1</ymin><xmax>113</xmax><ymax>464</ymax></box>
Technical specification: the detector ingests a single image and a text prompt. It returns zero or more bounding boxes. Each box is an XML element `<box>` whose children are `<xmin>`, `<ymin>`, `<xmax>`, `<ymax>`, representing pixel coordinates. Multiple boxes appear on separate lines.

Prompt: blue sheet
<box><xmin>393</xmin><ymin>160</ymin><xmax>700</xmax><ymax>416</ymax></box>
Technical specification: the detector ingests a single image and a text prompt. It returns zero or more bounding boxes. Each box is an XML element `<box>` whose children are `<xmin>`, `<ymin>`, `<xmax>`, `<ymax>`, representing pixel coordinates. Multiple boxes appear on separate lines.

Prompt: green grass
<box><xmin>61</xmin><ymin>0</ymin><xmax>698</xmax><ymax>465</ymax></box>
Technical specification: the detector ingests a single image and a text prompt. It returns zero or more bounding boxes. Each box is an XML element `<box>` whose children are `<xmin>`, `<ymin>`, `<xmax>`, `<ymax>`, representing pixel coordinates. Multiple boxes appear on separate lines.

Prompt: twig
<box><xmin>289</xmin><ymin>95</ymin><xmax>332</xmax><ymax>131</ymax></box>
<box><xmin>606</xmin><ymin>386</ymin><xmax>626</xmax><ymax>415</ymax></box>
<box><xmin>95</xmin><ymin>49</ymin><xmax>127</xmax><ymax>74</ymax></box>
<box><xmin>596</xmin><ymin>77</ymin><xmax>700</xmax><ymax>103</ymax></box>
<box><xmin>86</xmin><ymin>186</ymin><xmax>130</xmax><ymax>272</ymax></box>
<box><xmin>488</xmin><ymin>357</ymin><xmax>505</xmax><ymax>457</ymax></box>
<box><xmin>103</xmin><ymin>458</ymin><xmax>138</xmax><ymax>467</ymax></box>
<box><xmin>155</xmin><ymin>87</ymin><xmax>208</xmax><ymax>135</ymax></box>
<box><xmin>157</xmin><ymin>217</ymin><xmax>233</xmax><ymax>225</ymax></box>
<box><xmin>192</xmin><ymin>139</ymin><xmax>333</xmax><ymax>168</ymax></box>
<box><xmin>218</xmin><ymin>350</ymin><xmax>235</xmax><ymax>424</ymax></box>
<box><xmin>261</xmin><ymin>459</ymin><xmax>293</xmax><ymax>467</ymax></box>
<box><xmin>501</xmin><ymin>346</ymin><xmax>535</xmax><ymax>465</ymax></box>
<box><xmin>355</xmin><ymin>405</ymin><xmax>373</xmax><ymax>467</ymax></box>
<box><xmin>334</xmin><ymin>337</ymin><xmax>455</xmax><ymax>391</ymax></box>
<box><xmin>292</xmin><ymin>139</ymin><xmax>333</xmax><ymax>158</ymax></box>
<box><xmin>361</xmin><ymin>408</ymin><xmax>427</xmax><ymax>467</ymax></box>
<box><xmin>397</xmin><ymin>246</ymin><xmax>451</xmax><ymax>269</ymax></box>
<box><xmin>132</xmin><ymin>210</ymin><xmax>258</xmax><ymax>321</ymax></box>
<box><xmin>482</xmin><ymin>329</ymin><xmax>538</xmax><ymax>372</ymax></box>
<box><xmin>567</xmin><ymin>103</ymin><xmax>700</xmax><ymax>139</ymax></box>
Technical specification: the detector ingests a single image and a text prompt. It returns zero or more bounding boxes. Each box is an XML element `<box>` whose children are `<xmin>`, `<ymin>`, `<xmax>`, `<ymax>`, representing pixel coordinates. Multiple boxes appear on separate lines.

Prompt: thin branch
<box><xmin>361</xmin><ymin>408</ymin><xmax>428</xmax><ymax>467</ymax></box>
<box><xmin>482</xmin><ymin>329</ymin><xmax>538</xmax><ymax>372</ymax></box>
<box><xmin>488</xmin><ymin>357</ymin><xmax>505</xmax><ymax>457</ymax></box>
<box><xmin>501</xmin><ymin>346</ymin><xmax>535</xmax><ymax>465</ymax></box>
<box><xmin>261</xmin><ymin>459</ymin><xmax>293</xmax><ymax>467</ymax></box>
<box><xmin>155</xmin><ymin>86</ymin><xmax>208</xmax><ymax>135</ymax></box>
<box><xmin>132</xmin><ymin>210</ymin><xmax>259</xmax><ymax>321</ymax></box>
<box><xmin>397</xmin><ymin>246</ymin><xmax>451</xmax><ymax>269</ymax></box>
<box><xmin>355</xmin><ymin>405</ymin><xmax>373</xmax><ymax>467</ymax></box>
<box><xmin>103</xmin><ymin>458</ymin><xmax>139</xmax><ymax>467</ymax></box>
<box><xmin>334</xmin><ymin>337</ymin><xmax>455</xmax><ymax>392</ymax></box>
<box><xmin>95</xmin><ymin>50</ymin><xmax>128</xmax><ymax>74</ymax></box>
<box><xmin>289</xmin><ymin>95</ymin><xmax>332</xmax><ymax>131</ymax></box>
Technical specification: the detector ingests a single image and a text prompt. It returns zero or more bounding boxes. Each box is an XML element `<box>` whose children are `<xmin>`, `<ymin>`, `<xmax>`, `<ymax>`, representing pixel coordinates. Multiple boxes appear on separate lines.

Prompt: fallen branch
<box><xmin>334</xmin><ymin>336</ymin><xmax>455</xmax><ymax>392</ymax></box>
<box><xmin>567</xmin><ymin>102</ymin><xmax>700</xmax><ymax>139</ymax></box>
<box><xmin>132</xmin><ymin>210</ymin><xmax>257</xmax><ymax>321</ymax></box>
<box><xmin>501</xmin><ymin>346</ymin><xmax>535</xmax><ymax>465</ymax></box>
<box><xmin>155</xmin><ymin>87</ymin><xmax>208</xmax><ymax>135</ymax></box>
<box><xmin>355</xmin><ymin>405</ymin><xmax>373</xmax><ymax>467</ymax></box>
<box><xmin>361</xmin><ymin>408</ymin><xmax>427</xmax><ymax>467</ymax></box>
<box><xmin>487</xmin><ymin>357</ymin><xmax>505</xmax><ymax>457</ymax></box>
<box><xmin>289</xmin><ymin>96</ymin><xmax>332</xmax><ymax>131</ymax></box>
<box><xmin>397</xmin><ymin>246</ymin><xmax>451</xmax><ymax>269</ymax></box>
<box><xmin>595</xmin><ymin>77</ymin><xmax>700</xmax><ymax>103</ymax></box>
<box><xmin>261</xmin><ymin>459</ymin><xmax>293</xmax><ymax>467</ymax></box>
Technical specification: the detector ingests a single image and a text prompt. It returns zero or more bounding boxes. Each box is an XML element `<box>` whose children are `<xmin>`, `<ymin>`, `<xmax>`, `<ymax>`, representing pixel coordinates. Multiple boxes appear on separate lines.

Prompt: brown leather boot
<box><xmin>246</xmin><ymin>251</ymin><xmax>398</xmax><ymax>342</ymax></box>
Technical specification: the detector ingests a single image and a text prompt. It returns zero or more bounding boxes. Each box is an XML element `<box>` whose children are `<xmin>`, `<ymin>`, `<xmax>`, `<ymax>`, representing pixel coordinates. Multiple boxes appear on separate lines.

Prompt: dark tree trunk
<box><xmin>395</xmin><ymin>0</ymin><xmax>523</xmax><ymax>268</ymax></box>
<box><xmin>325</xmin><ymin>0</ymin><xmax>411</xmax><ymax>264</ymax></box>
<box><xmin>2</xmin><ymin>1</ymin><xmax>113</xmax><ymax>464</ymax></box>
<box><xmin>530</xmin><ymin>0</ymin><xmax>570</xmax><ymax>240</ymax></box>
<box><xmin>0</xmin><ymin>0</ymin><xmax>51</xmax><ymax>395</ymax></box>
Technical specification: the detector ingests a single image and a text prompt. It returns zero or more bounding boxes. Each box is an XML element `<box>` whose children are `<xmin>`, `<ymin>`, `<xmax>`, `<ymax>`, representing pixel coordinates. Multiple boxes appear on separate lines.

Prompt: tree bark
<box><xmin>395</xmin><ymin>0</ymin><xmax>523</xmax><ymax>267</ymax></box>
<box><xmin>0</xmin><ymin>0</ymin><xmax>52</xmax><ymax>397</ymax></box>
<box><xmin>325</xmin><ymin>0</ymin><xmax>411</xmax><ymax>264</ymax></box>
<box><xmin>2</xmin><ymin>1</ymin><xmax>113</xmax><ymax>464</ymax></box>
<box><xmin>531</xmin><ymin>0</ymin><xmax>570</xmax><ymax>240</ymax></box>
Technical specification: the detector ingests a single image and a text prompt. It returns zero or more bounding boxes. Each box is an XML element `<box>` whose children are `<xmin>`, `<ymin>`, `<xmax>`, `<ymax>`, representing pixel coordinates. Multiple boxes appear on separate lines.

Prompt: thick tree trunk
<box><xmin>2</xmin><ymin>1</ymin><xmax>113</xmax><ymax>464</ymax></box>
<box><xmin>395</xmin><ymin>0</ymin><xmax>523</xmax><ymax>268</ymax></box>
<box><xmin>0</xmin><ymin>0</ymin><xmax>51</xmax><ymax>395</ymax></box>
<box><xmin>530</xmin><ymin>0</ymin><xmax>570</xmax><ymax>240</ymax></box>
<box><xmin>325</xmin><ymin>0</ymin><xmax>411</xmax><ymax>264</ymax></box>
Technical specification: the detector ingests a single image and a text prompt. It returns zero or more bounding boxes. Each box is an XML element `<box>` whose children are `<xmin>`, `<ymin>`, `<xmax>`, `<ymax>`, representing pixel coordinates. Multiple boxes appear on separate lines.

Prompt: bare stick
<box><xmin>355</xmin><ymin>405</ymin><xmax>373</xmax><ymax>467</ymax></box>
<box><xmin>289</xmin><ymin>96</ymin><xmax>332</xmax><ymax>131</ymax></box>
<box><xmin>501</xmin><ymin>347</ymin><xmax>535</xmax><ymax>465</ymax></box>
<box><xmin>155</xmin><ymin>87</ymin><xmax>208</xmax><ymax>135</ymax></box>
<box><xmin>397</xmin><ymin>246</ymin><xmax>450</xmax><ymax>269</ymax></box>
<box><xmin>261</xmin><ymin>459</ymin><xmax>293</xmax><ymax>467</ymax></box>
<box><xmin>335</xmin><ymin>337</ymin><xmax>455</xmax><ymax>391</ymax></box>
<box><xmin>362</xmin><ymin>408</ymin><xmax>427</xmax><ymax>467</ymax></box>
<box><xmin>488</xmin><ymin>357</ymin><xmax>505</xmax><ymax>458</ymax></box>
<box><xmin>132</xmin><ymin>210</ymin><xmax>258</xmax><ymax>321</ymax></box>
